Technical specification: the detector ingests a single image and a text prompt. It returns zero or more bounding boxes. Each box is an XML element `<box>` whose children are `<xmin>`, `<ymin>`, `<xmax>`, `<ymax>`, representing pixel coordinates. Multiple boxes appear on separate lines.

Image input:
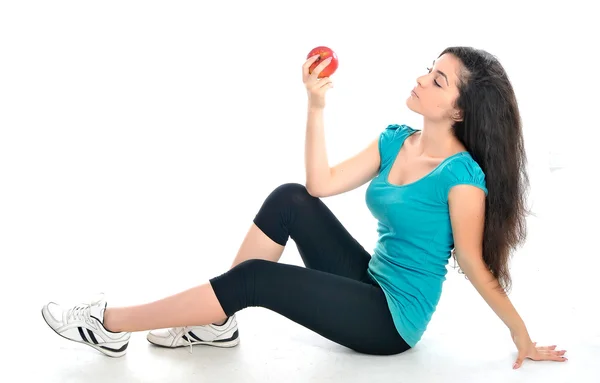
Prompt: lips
<box><xmin>411</xmin><ymin>89</ymin><xmax>419</xmax><ymax>98</ymax></box>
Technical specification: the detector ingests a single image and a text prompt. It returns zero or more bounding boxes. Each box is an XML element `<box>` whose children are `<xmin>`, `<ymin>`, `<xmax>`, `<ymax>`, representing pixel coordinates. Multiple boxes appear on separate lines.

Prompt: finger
<box><xmin>314</xmin><ymin>82</ymin><xmax>333</xmax><ymax>95</ymax></box>
<box><xmin>513</xmin><ymin>355</ymin><xmax>526</xmax><ymax>369</ymax></box>
<box><xmin>536</xmin><ymin>350</ymin><xmax>568</xmax><ymax>361</ymax></box>
<box><xmin>320</xmin><ymin>82</ymin><xmax>333</xmax><ymax>91</ymax></box>
<box><xmin>302</xmin><ymin>55</ymin><xmax>322</xmax><ymax>78</ymax></box>
<box><xmin>536</xmin><ymin>345</ymin><xmax>557</xmax><ymax>351</ymax></box>
<box><xmin>549</xmin><ymin>355</ymin><xmax>568</xmax><ymax>362</ymax></box>
<box><xmin>302</xmin><ymin>54</ymin><xmax>321</xmax><ymax>69</ymax></box>
<box><xmin>310</xmin><ymin>57</ymin><xmax>333</xmax><ymax>79</ymax></box>
<box><xmin>547</xmin><ymin>350</ymin><xmax>567</xmax><ymax>357</ymax></box>
<box><xmin>318</xmin><ymin>77</ymin><xmax>332</xmax><ymax>88</ymax></box>
<box><xmin>307</xmin><ymin>77</ymin><xmax>332</xmax><ymax>92</ymax></box>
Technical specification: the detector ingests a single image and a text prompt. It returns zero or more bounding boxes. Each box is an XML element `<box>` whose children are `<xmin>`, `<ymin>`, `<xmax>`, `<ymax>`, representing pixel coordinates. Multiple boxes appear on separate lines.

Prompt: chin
<box><xmin>405</xmin><ymin>97</ymin><xmax>420</xmax><ymax>114</ymax></box>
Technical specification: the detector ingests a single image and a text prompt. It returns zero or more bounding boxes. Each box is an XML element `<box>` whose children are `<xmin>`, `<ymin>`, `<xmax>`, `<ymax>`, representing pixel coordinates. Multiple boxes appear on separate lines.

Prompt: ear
<box><xmin>451</xmin><ymin>109</ymin><xmax>463</xmax><ymax>122</ymax></box>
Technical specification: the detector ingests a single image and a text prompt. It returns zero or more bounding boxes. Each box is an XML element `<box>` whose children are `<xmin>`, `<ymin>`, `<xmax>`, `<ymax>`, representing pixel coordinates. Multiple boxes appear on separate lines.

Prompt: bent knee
<box><xmin>266</xmin><ymin>182</ymin><xmax>314</xmax><ymax>208</ymax></box>
<box><xmin>271</xmin><ymin>183</ymin><xmax>309</xmax><ymax>198</ymax></box>
<box><xmin>232</xmin><ymin>259</ymin><xmax>275</xmax><ymax>274</ymax></box>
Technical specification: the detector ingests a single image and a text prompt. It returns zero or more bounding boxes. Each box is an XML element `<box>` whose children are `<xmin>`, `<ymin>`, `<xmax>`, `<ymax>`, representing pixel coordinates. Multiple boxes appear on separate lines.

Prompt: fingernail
<box><xmin>513</xmin><ymin>363</ymin><xmax>518</xmax><ymax>369</ymax></box>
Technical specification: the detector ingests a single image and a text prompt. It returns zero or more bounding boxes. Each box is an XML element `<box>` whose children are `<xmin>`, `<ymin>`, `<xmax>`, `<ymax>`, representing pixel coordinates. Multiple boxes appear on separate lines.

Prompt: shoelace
<box><xmin>180</xmin><ymin>322</ymin><xmax>226</xmax><ymax>354</ymax></box>
<box><xmin>66</xmin><ymin>303</ymin><xmax>93</xmax><ymax>325</ymax></box>
<box><xmin>180</xmin><ymin>326</ymin><xmax>194</xmax><ymax>354</ymax></box>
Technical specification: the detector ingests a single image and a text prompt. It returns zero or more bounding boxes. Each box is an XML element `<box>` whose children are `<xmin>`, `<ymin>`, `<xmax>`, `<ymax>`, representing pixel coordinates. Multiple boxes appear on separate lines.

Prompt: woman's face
<box><xmin>406</xmin><ymin>53</ymin><xmax>464</xmax><ymax>123</ymax></box>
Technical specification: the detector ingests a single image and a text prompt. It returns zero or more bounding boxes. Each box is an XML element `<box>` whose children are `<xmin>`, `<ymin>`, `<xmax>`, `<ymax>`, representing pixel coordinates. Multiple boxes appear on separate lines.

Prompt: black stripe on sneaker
<box><xmin>182</xmin><ymin>334</ymin><xmax>192</xmax><ymax>342</ymax></box>
<box><xmin>187</xmin><ymin>332</ymin><xmax>204</xmax><ymax>342</ymax></box>
<box><xmin>187</xmin><ymin>329</ymin><xmax>239</xmax><ymax>343</ymax></box>
<box><xmin>87</xmin><ymin>329</ymin><xmax>99</xmax><ymax>344</ymax></box>
<box><xmin>100</xmin><ymin>342</ymin><xmax>129</xmax><ymax>353</ymax></box>
<box><xmin>78</xmin><ymin>327</ymin><xmax>89</xmax><ymax>343</ymax></box>
<box><xmin>214</xmin><ymin>329</ymin><xmax>239</xmax><ymax>343</ymax></box>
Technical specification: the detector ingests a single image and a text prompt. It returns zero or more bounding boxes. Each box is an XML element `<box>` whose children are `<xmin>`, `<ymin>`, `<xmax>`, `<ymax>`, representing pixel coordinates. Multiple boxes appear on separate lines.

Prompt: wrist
<box><xmin>509</xmin><ymin>322</ymin><xmax>529</xmax><ymax>337</ymax></box>
<box><xmin>308</xmin><ymin>103</ymin><xmax>325</xmax><ymax>112</ymax></box>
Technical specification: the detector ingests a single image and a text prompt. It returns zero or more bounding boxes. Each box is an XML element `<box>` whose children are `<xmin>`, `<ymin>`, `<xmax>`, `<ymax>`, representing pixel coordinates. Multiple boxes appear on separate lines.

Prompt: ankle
<box><xmin>213</xmin><ymin>317</ymin><xmax>228</xmax><ymax>326</ymax></box>
<box><xmin>102</xmin><ymin>308</ymin><xmax>122</xmax><ymax>333</ymax></box>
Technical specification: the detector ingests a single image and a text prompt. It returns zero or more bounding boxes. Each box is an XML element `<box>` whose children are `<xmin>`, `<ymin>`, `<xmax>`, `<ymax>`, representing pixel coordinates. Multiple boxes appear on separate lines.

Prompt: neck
<box><xmin>414</xmin><ymin>119</ymin><xmax>460</xmax><ymax>158</ymax></box>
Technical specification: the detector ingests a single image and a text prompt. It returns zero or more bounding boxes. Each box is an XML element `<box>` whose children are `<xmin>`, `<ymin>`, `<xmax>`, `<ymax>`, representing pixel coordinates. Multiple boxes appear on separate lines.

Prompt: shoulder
<box><xmin>378</xmin><ymin>124</ymin><xmax>418</xmax><ymax>168</ymax></box>
<box><xmin>382</xmin><ymin>123</ymin><xmax>417</xmax><ymax>136</ymax></box>
<box><xmin>380</xmin><ymin>124</ymin><xmax>417</xmax><ymax>145</ymax></box>
<box><xmin>438</xmin><ymin>153</ymin><xmax>488</xmax><ymax>199</ymax></box>
<box><xmin>443</xmin><ymin>153</ymin><xmax>486</xmax><ymax>180</ymax></box>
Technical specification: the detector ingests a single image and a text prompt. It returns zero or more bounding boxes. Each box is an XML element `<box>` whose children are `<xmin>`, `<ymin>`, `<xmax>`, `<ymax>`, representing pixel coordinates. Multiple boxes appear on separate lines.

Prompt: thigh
<box><xmin>253</xmin><ymin>183</ymin><xmax>371</xmax><ymax>281</ymax></box>
<box><xmin>210</xmin><ymin>259</ymin><xmax>410</xmax><ymax>355</ymax></box>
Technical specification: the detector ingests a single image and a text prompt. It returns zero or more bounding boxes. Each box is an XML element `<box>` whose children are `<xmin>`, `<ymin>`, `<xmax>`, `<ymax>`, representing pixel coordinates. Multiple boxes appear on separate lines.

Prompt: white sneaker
<box><xmin>41</xmin><ymin>294</ymin><xmax>131</xmax><ymax>358</ymax></box>
<box><xmin>147</xmin><ymin>315</ymin><xmax>239</xmax><ymax>352</ymax></box>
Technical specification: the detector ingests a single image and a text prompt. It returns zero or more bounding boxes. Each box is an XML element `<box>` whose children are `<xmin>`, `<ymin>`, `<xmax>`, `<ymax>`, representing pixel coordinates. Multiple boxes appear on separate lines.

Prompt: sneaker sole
<box><xmin>41</xmin><ymin>308</ymin><xmax>128</xmax><ymax>358</ymax></box>
<box><xmin>147</xmin><ymin>330</ymin><xmax>240</xmax><ymax>349</ymax></box>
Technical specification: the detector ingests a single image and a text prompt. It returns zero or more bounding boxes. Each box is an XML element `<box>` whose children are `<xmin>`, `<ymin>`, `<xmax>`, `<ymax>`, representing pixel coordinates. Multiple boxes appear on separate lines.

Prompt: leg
<box><xmin>104</xmin><ymin>283</ymin><xmax>227</xmax><ymax>333</ymax></box>
<box><xmin>217</xmin><ymin>183</ymin><xmax>371</xmax><ymax>324</ymax></box>
<box><xmin>250</xmin><ymin>183</ymin><xmax>372</xmax><ymax>279</ymax></box>
<box><xmin>211</xmin><ymin>260</ymin><xmax>409</xmax><ymax>355</ymax></box>
<box><xmin>104</xmin><ymin>183</ymin><xmax>370</xmax><ymax>331</ymax></box>
<box><xmin>104</xmin><ymin>259</ymin><xmax>410</xmax><ymax>355</ymax></box>
<box><xmin>229</xmin><ymin>222</ymin><xmax>285</xmax><ymax>269</ymax></box>
<box><xmin>43</xmin><ymin>184</ymin><xmax>391</xmax><ymax>355</ymax></box>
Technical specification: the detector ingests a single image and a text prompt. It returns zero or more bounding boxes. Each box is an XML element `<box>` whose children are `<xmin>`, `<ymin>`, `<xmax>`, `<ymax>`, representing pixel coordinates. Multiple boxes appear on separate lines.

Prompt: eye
<box><xmin>426</xmin><ymin>67</ymin><xmax>442</xmax><ymax>88</ymax></box>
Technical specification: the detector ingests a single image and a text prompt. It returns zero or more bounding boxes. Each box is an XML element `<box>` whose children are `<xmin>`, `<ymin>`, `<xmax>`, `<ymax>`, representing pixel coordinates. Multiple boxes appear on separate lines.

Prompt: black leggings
<box><xmin>209</xmin><ymin>183</ymin><xmax>410</xmax><ymax>355</ymax></box>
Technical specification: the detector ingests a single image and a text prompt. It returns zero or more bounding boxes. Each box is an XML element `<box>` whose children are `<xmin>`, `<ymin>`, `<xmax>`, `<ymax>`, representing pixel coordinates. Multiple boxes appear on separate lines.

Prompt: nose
<box><xmin>416</xmin><ymin>74</ymin><xmax>427</xmax><ymax>88</ymax></box>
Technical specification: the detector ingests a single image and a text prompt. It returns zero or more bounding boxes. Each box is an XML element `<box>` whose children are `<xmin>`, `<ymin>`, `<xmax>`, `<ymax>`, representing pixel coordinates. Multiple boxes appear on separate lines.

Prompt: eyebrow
<box><xmin>432</xmin><ymin>60</ymin><xmax>449</xmax><ymax>86</ymax></box>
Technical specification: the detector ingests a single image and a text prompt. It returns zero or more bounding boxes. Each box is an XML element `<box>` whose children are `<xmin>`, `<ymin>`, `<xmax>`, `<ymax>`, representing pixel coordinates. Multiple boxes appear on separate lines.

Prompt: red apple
<box><xmin>307</xmin><ymin>46</ymin><xmax>338</xmax><ymax>78</ymax></box>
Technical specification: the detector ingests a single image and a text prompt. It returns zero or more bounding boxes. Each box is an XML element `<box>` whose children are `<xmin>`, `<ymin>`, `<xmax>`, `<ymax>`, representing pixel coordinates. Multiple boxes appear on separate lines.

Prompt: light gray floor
<box><xmin>12</xmin><ymin>167</ymin><xmax>599</xmax><ymax>382</ymax></box>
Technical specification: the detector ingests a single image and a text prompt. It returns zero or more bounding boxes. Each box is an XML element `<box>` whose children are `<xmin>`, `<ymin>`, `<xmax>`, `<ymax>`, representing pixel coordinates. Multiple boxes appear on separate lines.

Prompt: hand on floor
<box><xmin>511</xmin><ymin>332</ymin><xmax>568</xmax><ymax>369</ymax></box>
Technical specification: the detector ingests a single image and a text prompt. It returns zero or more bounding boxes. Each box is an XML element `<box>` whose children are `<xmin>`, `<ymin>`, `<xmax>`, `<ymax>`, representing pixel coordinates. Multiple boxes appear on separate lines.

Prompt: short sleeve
<box><xmin>379</xmin><ymin>124</ymin><xmax>415</xmax><ymax>169</ymax></box>
<box><xmin>439</xmin><ymin>156</ymin><xmax>488</xmax><ymax>201</ymax></box>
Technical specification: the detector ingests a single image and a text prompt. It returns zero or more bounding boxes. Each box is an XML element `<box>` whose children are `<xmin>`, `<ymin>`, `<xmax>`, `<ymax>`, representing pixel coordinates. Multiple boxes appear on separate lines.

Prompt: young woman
<box><xmin>42</xmin><ymin>46</ymin><xmax>567</xmax><ymax>369</ymax></box>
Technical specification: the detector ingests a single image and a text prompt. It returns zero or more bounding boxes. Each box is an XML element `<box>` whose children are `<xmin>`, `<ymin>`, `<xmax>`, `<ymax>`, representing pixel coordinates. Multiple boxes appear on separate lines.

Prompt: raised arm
<box><xmin>302</xmin><ymin>55</ymin><xmax>380</xmax><ymax>198</ymax></box>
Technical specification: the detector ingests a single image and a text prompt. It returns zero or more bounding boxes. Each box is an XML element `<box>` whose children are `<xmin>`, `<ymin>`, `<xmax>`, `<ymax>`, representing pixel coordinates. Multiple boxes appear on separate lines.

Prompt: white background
<box><xmin>1</xmin><ymin>1</ymin><xmax>598</xmax><ymax>382</ymax></box>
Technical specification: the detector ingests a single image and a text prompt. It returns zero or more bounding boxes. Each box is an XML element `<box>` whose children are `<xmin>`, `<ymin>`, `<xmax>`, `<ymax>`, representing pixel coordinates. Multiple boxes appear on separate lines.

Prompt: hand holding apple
<box><xmin>302</xmin><ymin>47</ymin><xmax>338</xmax><ymax>109</ymax></box>
<box><xmin>307</xmin><ymin>46</ymin><xmax>339</xmax><ymax>78</ymax></box>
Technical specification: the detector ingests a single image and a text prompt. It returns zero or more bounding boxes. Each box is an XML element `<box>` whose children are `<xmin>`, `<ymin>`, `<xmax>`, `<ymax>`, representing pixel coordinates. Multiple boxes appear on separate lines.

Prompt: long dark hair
<box><xmin>441</xmin><ymin>47</ymin><xmax>529</xmax><ymax>294</ymax></box>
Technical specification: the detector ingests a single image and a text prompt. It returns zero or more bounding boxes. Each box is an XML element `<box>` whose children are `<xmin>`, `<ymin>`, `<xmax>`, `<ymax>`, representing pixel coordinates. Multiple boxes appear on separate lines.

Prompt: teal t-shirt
<box><xmin>365</xmin><ymin>124</ymin><xmax>488</xmax><ymax>347</ymax></box>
